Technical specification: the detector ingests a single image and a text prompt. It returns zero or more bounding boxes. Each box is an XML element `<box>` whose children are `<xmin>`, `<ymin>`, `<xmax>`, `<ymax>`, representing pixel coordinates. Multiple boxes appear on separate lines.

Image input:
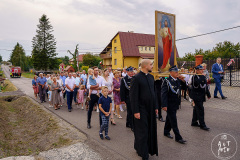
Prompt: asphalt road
<box><xmin>2</xmin><ymin>64</ymin><xmax>240</xmax><ymax>160</ymax></box>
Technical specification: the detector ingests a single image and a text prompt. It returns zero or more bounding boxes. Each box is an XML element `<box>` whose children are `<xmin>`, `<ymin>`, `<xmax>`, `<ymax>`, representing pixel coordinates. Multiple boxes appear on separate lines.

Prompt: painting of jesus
<box><xmin>155</xmin><ymin>11</ymin><xmax>176</xmax><ymax>71</ymax></box>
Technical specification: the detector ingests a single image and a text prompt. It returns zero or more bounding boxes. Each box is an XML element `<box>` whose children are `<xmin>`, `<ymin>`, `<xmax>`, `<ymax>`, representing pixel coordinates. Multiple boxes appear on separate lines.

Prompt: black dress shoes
<box><xmin>222</xmin><ymin>96</ymin><xmax>227</xmax><ymax>99</ymax></box>
<box><xmin>214</xmin><ymin>96</ymin><xmax>219</xmax><ymax>98</ymax></box>
<box><xmin>126</xmin><ymin>124</ymin><xmax>131</xmax><ymax>128</ymax></box>
<box><xmin>158</xmin><ymin>118</ymin><xmax>165</xmax><ymax>122</ymax></box>
<box><xmin>164</xmin><ymin>134</ymin><xmax>173</xmax><ymax>139</ymax></box>
<box><xmin>200</xmin><ymin>126</ymin><xmax>210</xmax><ymax>131</ymax></box>
<box><xmin>176</xmin><ymin>139</ymin><xmax>187</xmax><ymax>144</ymax></box>
<box><xmin>87</xmin><ymin>123</ymin><xmax>91</xmax><ymax>129</ymax></box>
<box><xmin>191</xmin><ymin>123</ymin><xmax>200</xmax><ymax>127</ymax></box>
<box><xmin>142</xmin><ymin>156</ymin><xmax>149</xmax><ymax>160</ymax></box>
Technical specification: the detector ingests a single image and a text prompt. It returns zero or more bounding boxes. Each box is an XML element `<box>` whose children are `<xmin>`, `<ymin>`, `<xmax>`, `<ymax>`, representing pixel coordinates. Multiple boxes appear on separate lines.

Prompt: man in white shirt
<box><xmin>65</xmin><ymin>73</ymin><xmax>76</xmax><ymax>112</ymax></box>
<box><xmin>87</xmin><ymin>67</ymin><xmax>104</xmax><ymax>129</ymax></box>
<box><xmin>80</xmin><ymin>70</ymin><xmax>87</xmax><ymax>86</ymax></box>
<box><xmin>122</xmin><ymin>68</ymin><xmax>127</xmax><ymax>77</ymax></box>
<box><xmin>108</xmin><ymin>67</ymin><xmax>114</xmax><ymax>79</ymax></box>
<box><xmin>73</xmin><ymin>73</ymin><xmax>80</xmax><ymax>104</ymax></box>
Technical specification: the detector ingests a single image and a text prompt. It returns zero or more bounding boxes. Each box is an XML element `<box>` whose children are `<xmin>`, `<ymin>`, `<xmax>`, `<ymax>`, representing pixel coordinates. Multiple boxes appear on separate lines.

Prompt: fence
<box><xmin>178</xmin><ymin>58</ymin><xmax>240</xmax><ymax>87</ymax></box>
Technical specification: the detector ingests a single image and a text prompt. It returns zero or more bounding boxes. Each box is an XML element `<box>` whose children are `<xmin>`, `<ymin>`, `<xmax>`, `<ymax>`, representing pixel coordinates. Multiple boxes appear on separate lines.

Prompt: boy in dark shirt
<box><xmin>98</xmin><ymin>86</ymin><xmax>112</xmax><ymax>140</ymax></box>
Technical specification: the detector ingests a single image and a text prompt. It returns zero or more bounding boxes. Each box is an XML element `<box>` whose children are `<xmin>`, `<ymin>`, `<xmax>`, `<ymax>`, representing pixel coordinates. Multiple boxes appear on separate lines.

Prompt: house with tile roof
<box><xmin>69</xmin><ymin>54</ymin><xmax>84</xmax><ymax>65</ymax></box>
<box><xmin>100</xmin><ymin>31</ymin><xmax>156</xmax><ymax>69</ymax></box>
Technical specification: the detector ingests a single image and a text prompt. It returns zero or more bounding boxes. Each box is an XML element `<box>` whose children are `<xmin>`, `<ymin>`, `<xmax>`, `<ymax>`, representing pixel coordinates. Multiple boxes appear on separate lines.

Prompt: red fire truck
<box><xmin>10</xmin><ymin>67</ymin><xmax>21</xmax><ymax>78</ymax></box>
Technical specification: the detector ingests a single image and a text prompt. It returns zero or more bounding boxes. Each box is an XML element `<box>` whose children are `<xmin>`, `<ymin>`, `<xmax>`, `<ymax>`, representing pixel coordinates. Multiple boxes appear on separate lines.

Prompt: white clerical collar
<box><xmin>170</xmin><ymin>75</ymin><xmax>177</xmax><ymax>81</ymax></box>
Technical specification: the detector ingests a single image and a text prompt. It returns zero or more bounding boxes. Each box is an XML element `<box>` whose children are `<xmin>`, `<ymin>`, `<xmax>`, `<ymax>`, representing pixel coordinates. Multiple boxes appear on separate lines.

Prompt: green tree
<box><xmin>24</xmin><ymin>56</ymin><xmax>33</xmax><ymax>71</ymax></box>
<box><xmin>49</xmin><ymin>57</ymin><xmax>62</xmax><ymax>70</ymax></box>
<box><xmin>32</xmin><ymin>47</ymin><xmax>48</xmax><ymax>70</ymax></box>
<box><xmin>0</xmin><ymin>55</ymin><xmax>2</xmax><ymax>63</ymax></box>
<box><xmin>59</xmin><ymin>56</ymin><xmax>70</xmax><ymax>65</ymax></box>
<box><xmin>68</xmin><ymin>44</ymin><xmax>79</xmax><ymax>71</ymax></box>
<box><xmin>32</xmin><ymin>14</ymin><xmax>57</xmax><ymax>70</ymax></box>
<box><xmin>179</xmin><ymin>41</ymin><xmax>240</xmax><ymax>61</ymax></box>
<box><xmin>83</xmin><ymin>53</ymin><xmax>102</xmax><ymax>67</ymax></box>
<box><xmin>10</xmin><ymin>43</ymin><xmax>27</xmax><ymax>70</ymax></box>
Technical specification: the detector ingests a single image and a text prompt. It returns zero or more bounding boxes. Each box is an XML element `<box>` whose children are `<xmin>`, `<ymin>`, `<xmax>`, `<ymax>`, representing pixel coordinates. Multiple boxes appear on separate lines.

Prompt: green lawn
<box><xmin>21</xmin><ymin>72</ymin><xmax>35</xmax><ymax>79</ymax></box>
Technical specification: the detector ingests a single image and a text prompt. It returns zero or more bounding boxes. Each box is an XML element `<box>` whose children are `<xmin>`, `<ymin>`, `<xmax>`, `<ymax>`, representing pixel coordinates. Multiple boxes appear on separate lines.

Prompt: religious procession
<box><xmin>32</xmin><ymin>55</ymin><xmax>228</xmax><ymax>160</ymax></box>
<box><xmin>2</xmin><ymin>2</ymin><xmax>240</xmax><ymax>159</ymax></box>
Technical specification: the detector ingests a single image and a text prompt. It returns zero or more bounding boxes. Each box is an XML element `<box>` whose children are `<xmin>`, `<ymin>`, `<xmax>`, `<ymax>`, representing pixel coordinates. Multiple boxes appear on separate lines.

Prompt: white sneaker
<box><xmin>49</xmin><ymin>105</ymin><xmax>53</xmax><ymax>108</ymax></box>
<box><xmin>81</xmin><ymin>107</ymin><xmax>84</xmax><ymax>110</ymax></box>
<box><xmin>189</xmin><ymin>98</ymin><xmax>192</xmax><ymax>102</ymax></box>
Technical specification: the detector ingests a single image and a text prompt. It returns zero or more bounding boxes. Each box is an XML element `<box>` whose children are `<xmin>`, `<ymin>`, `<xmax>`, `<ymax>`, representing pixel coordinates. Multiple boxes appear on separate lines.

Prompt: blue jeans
<box><xmin>73</xmin><ymin>87</ymin><xmax>79</xmax><ymax>103</ymax></box>
<box><xmin>214</xmin><ymin>78</ymin><xmax>224</xmax><ymax>97</ymax></box>
<box><xmin>66</xmin><ymin>91</ymin><xmax>74</xmax><ymax>110</ymax></box>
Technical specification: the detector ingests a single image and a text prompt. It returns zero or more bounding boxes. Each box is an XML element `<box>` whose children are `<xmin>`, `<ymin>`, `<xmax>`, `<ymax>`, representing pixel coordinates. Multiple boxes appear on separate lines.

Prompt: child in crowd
<box><xmin>59</xmin><ymin>87</ymin><xmax>65</xmax><ymax>107</ymax></box>
<box><xmin>47</xmin><ymin>86</ymin><xmax>53</xmax><ymax>107</ymax></box>
<box><xmin>77</xmin><ymin>85</ymin><xmax>86</xmax><ymax>110</ymax></box>
<box><xmin>98</xmin><ymin>86</ymin><xmax>112</xmax><ymax>140</ymax></box>
<box><xmin>88</xmin><ymin>68</ymin><xmax>99</xmax><ymax>100</ymax></box>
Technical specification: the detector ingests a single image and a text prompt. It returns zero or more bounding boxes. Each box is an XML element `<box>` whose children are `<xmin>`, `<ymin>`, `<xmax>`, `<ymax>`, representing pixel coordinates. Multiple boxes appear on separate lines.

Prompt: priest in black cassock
<box><xmin>130</xmin><ymin>59</ymin><xmax>158</xmax><ymax>160</ymax></box>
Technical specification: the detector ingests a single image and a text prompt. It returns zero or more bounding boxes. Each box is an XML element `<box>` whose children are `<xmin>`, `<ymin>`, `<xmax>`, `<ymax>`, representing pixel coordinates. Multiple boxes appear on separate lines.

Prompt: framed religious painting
<box><xmin>154</xmin><ymin>10</ymin><xmax>177</xmax><ymax>73</ymax></box>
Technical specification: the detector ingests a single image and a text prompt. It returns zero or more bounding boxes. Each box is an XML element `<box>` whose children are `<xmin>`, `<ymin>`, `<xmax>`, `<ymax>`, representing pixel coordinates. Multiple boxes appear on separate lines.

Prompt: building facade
<box><xmin>100</xmin><ymin>32</ymin><xmax>156</xmax><ymax>69</ymax></box>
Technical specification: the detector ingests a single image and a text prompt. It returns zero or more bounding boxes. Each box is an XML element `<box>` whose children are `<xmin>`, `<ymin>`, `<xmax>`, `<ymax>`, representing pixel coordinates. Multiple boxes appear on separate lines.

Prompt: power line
<box><xmin>1</xmin><ymin>25</ymin><xmax>240</xmax><ymax>53</ymax></box>
<box><xmin>176</xmin><ymin>25</ymin><xmax>240</xmax><ymax>41</ymax></box>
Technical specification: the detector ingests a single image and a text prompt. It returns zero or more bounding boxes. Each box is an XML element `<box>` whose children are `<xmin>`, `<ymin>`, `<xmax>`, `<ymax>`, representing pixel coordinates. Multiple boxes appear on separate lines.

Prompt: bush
<box><xmin>81</xmin><ymin>66</ymin><xmax>89</xmax><ymax>73</ymax></box>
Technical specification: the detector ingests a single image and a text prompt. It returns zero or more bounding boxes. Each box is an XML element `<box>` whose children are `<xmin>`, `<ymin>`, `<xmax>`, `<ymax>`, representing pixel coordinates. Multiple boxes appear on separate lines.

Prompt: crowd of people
<box><xmin>32</xmin><ymin>66</ymin><xmax>139</xmax><ymax>128</ymax></box>
<box><xmin>32</xmin><ymin>57</ymin><xmax>226</xmax><ymax>160</ymax></box>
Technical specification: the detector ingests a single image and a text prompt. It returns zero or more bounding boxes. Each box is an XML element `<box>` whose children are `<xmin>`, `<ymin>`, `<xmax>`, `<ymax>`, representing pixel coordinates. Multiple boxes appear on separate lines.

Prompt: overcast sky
<box><xmin>1</xmin><ymin>0</ymin><xmax>240</xmax><ymax>61</ymax></box>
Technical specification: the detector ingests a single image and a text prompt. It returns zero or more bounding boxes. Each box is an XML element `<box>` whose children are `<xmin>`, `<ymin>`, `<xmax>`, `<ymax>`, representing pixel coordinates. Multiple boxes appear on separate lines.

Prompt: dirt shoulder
<box><xmin>0</xmin><ymin>96</ymin><xmax>87</xmax><ymax>159</ymax></box>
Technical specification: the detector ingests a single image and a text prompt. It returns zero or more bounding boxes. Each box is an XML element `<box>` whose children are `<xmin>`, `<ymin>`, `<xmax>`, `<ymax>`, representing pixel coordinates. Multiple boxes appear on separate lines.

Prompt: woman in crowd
<box><xmin>32</xmin><ymin>75</ymin><xmax>38</xmax><ymax>99</ymax></box>
<box><xmin>47</xmin><ymin>75</ymin><xmax>53</xmax><ymax>88</ymax></box>
<box><xmin>113</xmin><ymin>70</ymin><xmax>122</xmax><ymax>119</ymax></box>
<box><xmin>51</xmin><ymin>77</ymin><xmax>60</xmax><ymax>110</ymax></box>
<box><xmin>201</xmin><ymin>63</ymin><xmax>211</xmax><ymax>89</ymax></box>
<box><xmin>117</xmin><ymin>70</ymin><xmax>125</xmax><ymax>112</ymax></box>
<box><xmin>102</xmin><ymin>68</ymin><xmax>116</xmax><ymax>125</ymax></box>
<box><xmin>56</xmin><ymin>75</ymin><xmax>64</xmax><ymax>106</ymax></box>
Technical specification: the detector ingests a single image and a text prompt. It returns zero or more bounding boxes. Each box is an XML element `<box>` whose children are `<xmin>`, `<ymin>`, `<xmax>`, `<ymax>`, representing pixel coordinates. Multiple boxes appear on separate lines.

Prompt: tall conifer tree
<box><xmin>32</xmin><ymin>14</ymin><xmax>57</xmax><ymax>70</ymax></box>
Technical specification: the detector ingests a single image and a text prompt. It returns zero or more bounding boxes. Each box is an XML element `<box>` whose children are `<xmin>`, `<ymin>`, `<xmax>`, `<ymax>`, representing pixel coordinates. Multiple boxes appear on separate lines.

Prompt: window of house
<box><xmin>114</xmin><ymin>59</ymin><xmax>117</xmax><ymax>65</ymax></box>
<box><xmin>114</xmin><ymin>47</ymin><xmax>117</xmax><ymax>53</ymax></box>
<box><xmin>114</xmin><ymin>39</ymin><xmax>117</xmax><ymax>43</ymax></box>
<box><xmin>141</xmin><ymin>47</ymin><xmax>143</xmax><ymax>51</ymax></box>
<box><xmin>145</xmin><ymin>47</ymin><xmax>147</xmax><ymax>51</ymax></box>
<box><xmin>149</xmin><ymin>47</ymin><xmax>151</xmax><ymax>51</ymax></box>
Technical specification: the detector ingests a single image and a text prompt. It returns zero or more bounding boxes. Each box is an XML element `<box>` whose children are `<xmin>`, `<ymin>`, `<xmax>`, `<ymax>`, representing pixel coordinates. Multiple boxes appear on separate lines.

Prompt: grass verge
<box><xmin>21</xmin><ymin>72</ymin><xmax>35</xmax><ymax>79</ymax></box>
<box><xmin>0</xmin><ymin>96</ymin><xmax>85</xmax><ymax>158</ymax></box>
<box><xmin>1</xmin><ymin>79</ymin><xmax>18</xmax><ymax>92</ymax></box>
<box><xmin>0</xmin><ymin>71</ymin><xmax>18</xmax><ymax>92</ymax></box>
